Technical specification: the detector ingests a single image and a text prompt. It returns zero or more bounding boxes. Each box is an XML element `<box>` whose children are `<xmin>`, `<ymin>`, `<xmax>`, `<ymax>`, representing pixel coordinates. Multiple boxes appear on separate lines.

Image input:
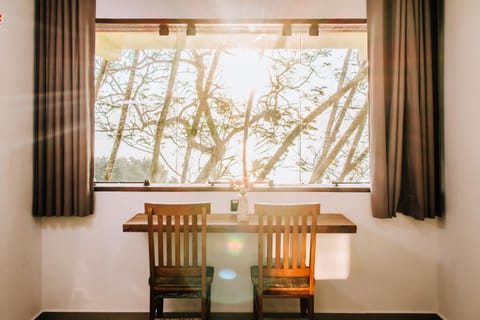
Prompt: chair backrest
<box><xmin>145</xmin><ymin>202</ymin><xmax>211</xmax><ymax>281</ymax></box>
<box><xmin>255</xmin><ymin>203</ymin><xmax>320</xmax><ymax>293</ymax></box>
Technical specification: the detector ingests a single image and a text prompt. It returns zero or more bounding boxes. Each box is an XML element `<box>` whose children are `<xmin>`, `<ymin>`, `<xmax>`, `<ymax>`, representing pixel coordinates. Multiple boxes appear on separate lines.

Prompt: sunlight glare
<box><xmin>248</xmin><ymin>25</ymin><xmax>257</xmax><ymax>33</ymax></box>
<box><xmin>226</xmin><ymin>235</ymin><xmax>245</xmax><ymax>256</ymax></box>
<box><xmin>315</xmin><ymin>234</ymin><xmax>352</xmax><ymax>280</ymax></box>
<box><xmin>218</xmin><ymin>268</ymin><xmax>237</xmax><ymax>280</ymax></box>
<box><xmin>222</xmin><ymin>49</ymin><xmax>267</xmax><ymax>98</ymax></box>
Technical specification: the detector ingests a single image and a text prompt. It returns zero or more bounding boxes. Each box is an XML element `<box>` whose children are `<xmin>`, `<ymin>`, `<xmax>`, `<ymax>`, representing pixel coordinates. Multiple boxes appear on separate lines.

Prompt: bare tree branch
<box><xmin>308</xmin><ymin>101</ymin><xmax>368</xmax><ymax>183</ymax></box>
<box><xmin>338</xmin><ymin>115</ymin><xmax>368</xmax><ymax>181</ymax></box>
<box><xmin>257</xmin><ymin>66</ymin><xmax>367</xmax><ymax>181</ymax></box>
<box><xmin>321</xmin><ymin>49</ymin><xmax>352</xmax><ymax>155</ymax></box>
<box><xmin>182</xmin><ymin>49</ymin><xmax>223</xmax><ymax>183</ymax></box>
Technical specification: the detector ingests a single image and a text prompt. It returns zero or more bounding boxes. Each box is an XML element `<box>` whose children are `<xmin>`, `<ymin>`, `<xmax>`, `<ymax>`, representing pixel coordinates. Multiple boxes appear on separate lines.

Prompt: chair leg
<box><xmin>149</xmin><ymin>291</ymin><xmax>155</xmax><ymax>320</ymax></box>
<box><xmin>300</xmin><ymin>298</ymin><xmax>308</xmax><ymax>317</ymax></box>
<box><xmin>156</xmin><ymin>297</ymin><xmax>163</xmax><ymax>319</ymax></box>
<box><xmin>252</xmin><ymin>287</ymin><xmax>258</xmax><ymax>319</ymax></box>
<box><xmin>150</xmin><ymin>293</ymin><xmax>163</xmax><ymax>320</ymax></box>
<box><xmin>257</xmin><ymin>293</ymin><xmax>263</xmax><ymax>320</ymax></box>
<box><xmin>300</xmin><ymin>296</ymin><xmax>314</xmax><ymax>319</ymax></box>
<box><xmin>201</xmin><ymin>291</ymin><xmax>208</xmax><ymax>320</ymax></box>
<box><xmin>207</xmin><ymin>285</ymin><xmax>212</xmax><ymax>315</ymax></box>
<box><xmin>308</xmin><ymin>295</ymin><xmax>314</xmax><ymax>320</ymax></box>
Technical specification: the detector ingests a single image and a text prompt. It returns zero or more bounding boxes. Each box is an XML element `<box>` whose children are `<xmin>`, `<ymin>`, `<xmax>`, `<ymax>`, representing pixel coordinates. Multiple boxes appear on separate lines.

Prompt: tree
<box><xmin>103</xmin><ymin>50</ymin><xmax>140</xmax><ymax>181</ymax></box>
<box><xmin>252</xmin><ymin>49</ymin><xmax>368</xmax><ymax>184</ymax></box>
<box><xmin>94</xmin><ymin>42</ymin><xmax>369</xmax><ymax>185</ymax></box>
<box><xmin>95</xmin><ymin>156</ymin><xmax>167</xmax><ymax>182</ymax></box>
<box><xmin>149</xmin><ymin>49</ymin><xmax>181</xmax><ymax>182</ymax></box>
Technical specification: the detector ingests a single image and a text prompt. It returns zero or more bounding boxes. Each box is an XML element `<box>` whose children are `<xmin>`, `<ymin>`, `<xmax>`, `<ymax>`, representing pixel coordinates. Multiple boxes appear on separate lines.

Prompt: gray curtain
<box><xmin>33</xmin><ymin>0</ymin><xmax>96</xmax><ymax>217</ymax></box>
<box><xmin>367</xmin><ymin>0</ymin><xmax>443</xmax><ymax>219</ymax></box>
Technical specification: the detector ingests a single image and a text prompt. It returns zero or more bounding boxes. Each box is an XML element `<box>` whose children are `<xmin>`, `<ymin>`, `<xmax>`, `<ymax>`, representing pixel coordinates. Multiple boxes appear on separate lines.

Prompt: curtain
<box><xmin>367</xmin><ymin>0</ymin><xmax>443</xmax><ymax>219</ymax></box>
<box><xmin>33</xmin><ymin>0</ymin><xmax>96</xmax><ymax>217</ymax></box>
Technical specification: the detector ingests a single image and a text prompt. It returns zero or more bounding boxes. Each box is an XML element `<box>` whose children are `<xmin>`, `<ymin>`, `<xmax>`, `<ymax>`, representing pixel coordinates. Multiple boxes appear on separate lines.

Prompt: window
<box><xmin>94</xmin><ymin>20</ymin><xmax>368</xmax><ymax>186</ymax></box>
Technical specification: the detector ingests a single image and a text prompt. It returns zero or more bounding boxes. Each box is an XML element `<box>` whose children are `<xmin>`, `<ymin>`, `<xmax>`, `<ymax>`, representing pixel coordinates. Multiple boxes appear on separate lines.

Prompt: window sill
<box><xmin>94</xmin><ymin>183</ymin><xmax>370</xmax><ymax>193</ymax></box>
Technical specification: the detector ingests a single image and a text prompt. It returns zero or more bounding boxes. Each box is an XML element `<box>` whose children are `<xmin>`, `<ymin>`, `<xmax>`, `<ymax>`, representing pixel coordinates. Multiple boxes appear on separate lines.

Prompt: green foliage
<box><xmin>95</xmin><ymin>156</ymin><xmax>167</xmax><ymax>182</ymax></box>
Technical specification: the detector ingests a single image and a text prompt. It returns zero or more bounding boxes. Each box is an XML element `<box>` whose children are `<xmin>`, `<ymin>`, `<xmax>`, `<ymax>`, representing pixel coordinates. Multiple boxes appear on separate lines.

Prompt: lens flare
<box><xmin>226</xmin><ymin>236</ymin><xmax>245</xmax><ymax>256</ymax></box>
<box><xmin>218</xmin><ymin>268</ymin><xmax>237</xmax><ymax>280</ymax></box>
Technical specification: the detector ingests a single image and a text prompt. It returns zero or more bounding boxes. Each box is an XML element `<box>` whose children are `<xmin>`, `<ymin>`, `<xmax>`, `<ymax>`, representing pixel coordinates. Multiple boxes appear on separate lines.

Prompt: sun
<box><xmin>221</xmin><ymin>48</ymin><xmax>268</xmax><ymax>98</ymax></box>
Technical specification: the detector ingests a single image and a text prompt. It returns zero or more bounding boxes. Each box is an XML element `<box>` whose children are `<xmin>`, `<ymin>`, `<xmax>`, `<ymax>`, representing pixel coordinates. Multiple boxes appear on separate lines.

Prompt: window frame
<box><xmin>94</xmin><ymin>18</ymin><xmax>370</xmax><ymax>193</ymax></box>
<box><xmin>94</xmin><ymin>183</ymin><xmax>370</xmax><ymax>192</ymax></box>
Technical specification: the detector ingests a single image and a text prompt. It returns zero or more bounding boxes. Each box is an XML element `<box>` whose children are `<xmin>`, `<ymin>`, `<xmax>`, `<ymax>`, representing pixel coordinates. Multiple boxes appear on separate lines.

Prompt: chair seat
<box><xmin>250</xmin><ymin>266</ymin><xmax>310</xmax><ymax>291</ymax></box>
<box><xmin>151</xmin><ymin>266</ymin><xmax>214</xmax><ymax>290</ymax></box>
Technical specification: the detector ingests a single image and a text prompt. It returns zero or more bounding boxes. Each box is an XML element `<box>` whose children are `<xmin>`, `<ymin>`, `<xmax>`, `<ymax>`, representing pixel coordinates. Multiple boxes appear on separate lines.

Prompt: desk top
<box><xmin>123</xmin><ymin>213</ymin><xmax>357</xmax><ymax>234</ymax></box>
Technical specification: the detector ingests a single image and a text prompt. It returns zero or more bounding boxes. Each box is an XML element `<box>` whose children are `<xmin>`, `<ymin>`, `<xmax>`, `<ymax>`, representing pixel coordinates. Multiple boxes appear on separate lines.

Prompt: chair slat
<box><xmin>192</xmin><ymin>215</ymin><xmax>198</xmax><ymax>267</ymax></box>
<box><xmin>266</xmin><ymin>216</ymin><xmax>273</xmax><ymax>269</ymax></box>
<box><xmin>147</xmin><ymin>207</ymin><xmax>155</xmax><ymax>278</ymax></box>
<box><xmin>158</xmin><ymin>215</ymin><xmax>164</xmax><ymax>267</ymax></box>
<box><xmin>292</xmin><ymin>215</ymin><xmax>298</xmax><ymax>269</ymax></box>
<box><xmin>166</xmin><ymin>215</ymin><xmax>172</xmax><ymax>267</ymax></box>
<box><xmin>283</xmin><ymin>215</ymin><xmax>290</xmax><ymax>270</ymax></box>
<box><xmin>275</xmin><ymin>215</ymin><xmax>281</xmax><ymax>269</ymax></box>
<box><xmin>175</xmin><ymin>215</ymin><xmax>181</xmax><ymax>267</ymax></box>
<box><xmin>183</xmin><ymin>215</ymin><xmax>190</xmax><ymax>266</ymax></box>
<box><xmin>201</xmin><ymin>207</ymin><xmax>207</xmax><ymax>301</ymax></box>
<box><xmin>301</xmin><ymin>215</ymin><xmax>307</xmax><ymax>269</ymax></box>
<box><xmin>309</xmin><ymin>212</ymin><xmax>317</xmax><ymax>295</ymax></box>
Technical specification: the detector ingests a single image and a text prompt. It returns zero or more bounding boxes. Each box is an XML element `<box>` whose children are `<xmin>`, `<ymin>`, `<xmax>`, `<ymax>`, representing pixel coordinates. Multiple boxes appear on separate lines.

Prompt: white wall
<box><xmin>0</xmin><ymin>1</ymin><xmax>41</xmax><ymax>319</ymax></box>
<box><xmin>40</xmin><ymin>0</ymin><xmax>441</xmax><ymax>315</ymax></box>
<box><xmin>42</xmin><ymin>191</ymin><xmax>440</xmax><ymax>313</ymax></box>
<box><xmin>440</xmin><ymin>1</ymin><xmax>480</xmax><ymax>319</ymax></box>
<box><xmin>97</xmin><ymin>0</ymin><xmax>366</xmax><ymax>19</ymax></box>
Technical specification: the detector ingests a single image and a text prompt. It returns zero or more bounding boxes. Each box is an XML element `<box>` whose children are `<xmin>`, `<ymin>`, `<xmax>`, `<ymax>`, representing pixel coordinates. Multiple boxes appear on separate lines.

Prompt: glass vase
<box><xmin>237</xmin><ymin>193</ymin><xmax>249</xmax><ymax>222</ymax></box>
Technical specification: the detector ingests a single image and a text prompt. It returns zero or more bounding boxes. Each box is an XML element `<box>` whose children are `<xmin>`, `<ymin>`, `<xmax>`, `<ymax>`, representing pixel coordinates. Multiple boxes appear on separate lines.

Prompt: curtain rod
<box><xmin>96</xmin><ymin>18</ymin><xmax>367</xmax><ymax>25</ymax></box>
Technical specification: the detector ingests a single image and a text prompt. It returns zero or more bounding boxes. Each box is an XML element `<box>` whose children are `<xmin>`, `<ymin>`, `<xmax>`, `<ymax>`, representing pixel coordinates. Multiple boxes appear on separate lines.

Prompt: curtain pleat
<box><xmin>367</xmin><ymin>0</ymin><xmax>443</xmax><ymax>219</ymax></box>
<box><xmin>34</xmin><ymin>0</ymin><xmax>96</xmax><ymax>217</ymax></box>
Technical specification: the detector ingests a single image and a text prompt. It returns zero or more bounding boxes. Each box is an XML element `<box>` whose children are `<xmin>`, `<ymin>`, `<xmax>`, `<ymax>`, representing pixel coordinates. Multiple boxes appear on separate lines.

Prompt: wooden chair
<box><xmin>145</xmin><ymin>202</ymin><xmax>213</xmax><ymax>320</ymax></box>
<box><xmin>250</xmin><ymin>203</ymin><xmax>320</xmax><ymax>320</ymax></box>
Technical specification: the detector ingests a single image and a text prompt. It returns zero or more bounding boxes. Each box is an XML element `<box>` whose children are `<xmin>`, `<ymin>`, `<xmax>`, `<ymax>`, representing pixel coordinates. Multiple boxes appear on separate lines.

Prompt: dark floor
<box><xmin>36</xmin><ymin>312</ymin><xmax>443</xmax><ymax>320</ymax></box>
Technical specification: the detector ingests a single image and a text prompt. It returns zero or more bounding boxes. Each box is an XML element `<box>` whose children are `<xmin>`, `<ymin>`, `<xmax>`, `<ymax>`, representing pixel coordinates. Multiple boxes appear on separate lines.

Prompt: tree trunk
<box><xmin>308</xmin><ymin>79</ymin><xmax>361</xmax><ymax>182</ymax></box>
<box><xmin>242</xmin><ymin>89</ymin><xmax>256</xmax><ymax>180</ymax></box>
<box><xmin>103</xmin><ymin>50</ymin><xmax>140</xmax><ymax>181</ymax></box>
<box><xmin>149</xmin><ymin>50</ymin><xmax>181</xmax><ymax>182</ymax></box>
<box><xmin>95</xmin><ymin>59</ymin><xmax>109</xmax><ymax>99</ymax></box>
<box><xmin>320</xmin><ymin>49</ymin><xmax>352</xmax><ymax>158</ymax></box>
<box><xmin>182</xmin><ymin>49</ymin><xmax>222</xmax><ymax>183</ymax></box>
<box><xmin>308</xmin><ymin>102</ymin><xmax>368</xmax><ymax>183</ymax></box>
<box><xmin>338</xmin><ymin>114</ymin><xmax>368</xmax><ymax>181</ymax></box>
<box><xmin>194</xmin><ymin>143</ymin><xmax>226</xmax><ymax>183</ymax></box>
<box><xmin>241</xmin><ymin>51</ymin><xmax>263</xmax><ymax>180</ymax></box>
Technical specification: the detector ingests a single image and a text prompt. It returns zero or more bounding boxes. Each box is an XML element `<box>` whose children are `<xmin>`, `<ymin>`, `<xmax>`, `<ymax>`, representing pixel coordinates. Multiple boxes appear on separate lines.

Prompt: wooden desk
<box><xmin>123</xmin><ymin>213</ymin><xmax>357</xmax><ymax>234</ymax></box>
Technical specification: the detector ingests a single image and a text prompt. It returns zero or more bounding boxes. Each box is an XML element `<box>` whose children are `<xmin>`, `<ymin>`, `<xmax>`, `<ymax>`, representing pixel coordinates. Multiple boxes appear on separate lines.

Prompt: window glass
<box><xmin>95</xmin><ymin>22</ymin><xmax>368</xmax><ymax>185</ymax></box>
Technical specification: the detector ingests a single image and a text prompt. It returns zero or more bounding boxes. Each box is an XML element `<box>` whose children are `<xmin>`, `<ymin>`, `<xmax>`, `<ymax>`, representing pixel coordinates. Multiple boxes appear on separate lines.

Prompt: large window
<box><xmin>95</xmin><ymin>20</ymin><xmax>368</xmax><ymax>186</ymax></box>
